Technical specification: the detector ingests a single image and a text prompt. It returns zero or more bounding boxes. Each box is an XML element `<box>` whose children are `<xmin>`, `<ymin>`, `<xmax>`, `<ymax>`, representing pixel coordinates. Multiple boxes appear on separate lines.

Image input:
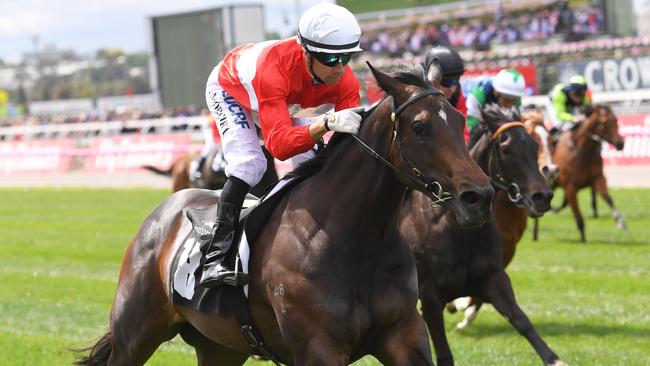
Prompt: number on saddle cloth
<box><xmin>170</xmin><ymin>176</ymin><xmax>303</xmax><ymax>313</ymax></box>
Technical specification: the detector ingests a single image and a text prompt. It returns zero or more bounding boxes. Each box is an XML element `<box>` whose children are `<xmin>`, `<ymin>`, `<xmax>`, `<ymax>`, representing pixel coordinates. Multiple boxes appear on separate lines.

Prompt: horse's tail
<box><xmin>72</xmin><ymin>332</ymin><xmax>112</xmax><ymax>366</ymax></box>
<box><xmin>141</xmin><ymin>165</ymin><xmax>172</xmax><ymax>176</ymax></box>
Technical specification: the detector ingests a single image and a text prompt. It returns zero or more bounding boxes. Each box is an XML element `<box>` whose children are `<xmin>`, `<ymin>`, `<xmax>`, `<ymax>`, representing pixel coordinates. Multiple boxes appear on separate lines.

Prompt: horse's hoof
<box><xmin>549</xmin><ymin>360</ymin><xmax>568</xmax><ymax>366</ymax></box>
<box><xmin>455</xmin><ymin>321</ymin><xmax>469</xmax><ymax>331</ymax></box>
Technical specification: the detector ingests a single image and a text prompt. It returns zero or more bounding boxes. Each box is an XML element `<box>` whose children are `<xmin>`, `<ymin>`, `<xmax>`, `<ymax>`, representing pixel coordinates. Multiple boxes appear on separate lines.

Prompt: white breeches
<box><xmin>206</xmin><ymin>67</ymin><xmax>316</xmax><ymax>186</ymax></box>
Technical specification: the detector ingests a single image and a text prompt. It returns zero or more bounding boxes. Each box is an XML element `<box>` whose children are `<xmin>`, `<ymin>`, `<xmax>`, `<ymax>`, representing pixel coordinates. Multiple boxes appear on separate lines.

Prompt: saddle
<box><xmin>169</xmin><ymin>176</ymin><xmax>302</xmax><ymax>362</ymax></box>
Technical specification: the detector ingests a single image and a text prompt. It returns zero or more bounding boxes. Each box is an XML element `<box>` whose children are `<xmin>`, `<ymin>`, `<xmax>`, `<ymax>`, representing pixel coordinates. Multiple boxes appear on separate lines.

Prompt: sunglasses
<box><xmin>440</xmin><ymin>78</ymin><xmax>460</xmax><ymax>88</ymax></box>
<box><xmin>310</xmin><ymin>52</ymin><xmax>353</xmax><ymax>67</ymax></box>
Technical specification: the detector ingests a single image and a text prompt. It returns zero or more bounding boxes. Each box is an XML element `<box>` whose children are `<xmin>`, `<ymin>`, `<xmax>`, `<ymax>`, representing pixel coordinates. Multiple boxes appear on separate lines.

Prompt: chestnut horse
<box><xmin>75</xmin><ymin>63</ymin><xmax>494</xmax><ymax>365</ymax></box>
<box><xmin>537</xmin><ymin>104</ymin><xmax>626</xmax><ymax>242</ymax></box>
<box><xmin>399</xmin><ymin>105</ymin><xmax>562</xmax><ymax>366</ymax></box>
<box><xmin>142</xmin><ymin>146</ymin><xmax>278</xmax><ymax>197</ymax></box>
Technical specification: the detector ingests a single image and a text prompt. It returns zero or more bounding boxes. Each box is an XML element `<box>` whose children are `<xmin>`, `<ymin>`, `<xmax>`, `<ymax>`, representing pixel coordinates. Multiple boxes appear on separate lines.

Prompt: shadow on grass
<box><xmin>454</xmin><ymin>321</ymin><xmax>650</xmax><ymax>340</ymax></box>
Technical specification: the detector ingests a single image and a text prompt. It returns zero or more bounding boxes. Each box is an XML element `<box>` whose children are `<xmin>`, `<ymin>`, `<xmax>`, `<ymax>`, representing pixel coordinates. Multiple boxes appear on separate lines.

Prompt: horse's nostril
<box><xmin>616</xmin><ymin>141</ymin><xmax>625</xmax><ymax>151</ymax></box>
<box><xmin>541</xmin><ymin>166</ymin><xmax>550</xmax><ymax>176</ymax></box>
<box><xmin>532</xmin><ymin>191</ymin><xmax>553</xmax><ymax>207</ymax></box>
<box><xmin>460</xmin><ymin>190</ymin><xmax>481</xmax><ymax>206</ymax></box>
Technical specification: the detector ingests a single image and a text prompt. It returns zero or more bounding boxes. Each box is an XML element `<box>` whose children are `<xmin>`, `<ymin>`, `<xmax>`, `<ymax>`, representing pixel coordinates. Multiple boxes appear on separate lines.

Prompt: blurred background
<box><xmin>0</xmin><ymin>0</ymin><xmax>648</xmax><ymax>185</ymax></box>
<box><xmin>1</xmin><ymin>2</ymin><xmax>649</xmax><ymax>365</ymax></box>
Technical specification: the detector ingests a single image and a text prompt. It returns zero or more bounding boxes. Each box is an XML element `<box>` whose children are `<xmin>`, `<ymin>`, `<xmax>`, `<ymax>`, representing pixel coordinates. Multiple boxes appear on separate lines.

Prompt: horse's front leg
<box><xmin>484</xmin><ymin>271</ymin><xmax>566</xmax><ymax>366</ymax></box>
<box><xmin>564</xmin><ymin>186</ymin><xmax>586</xmax><ymax>241</ymax></box>
<box><xmin>287</xmin><ymin>335</ymin><xmax>351</xmax><ymax>366</ymax></box>
<box><xmin>373</xmin><ymin>310</ymin><xmax>435</xmax><ymax>366</ymax></box>
<box><xmin>593</xmin><ymin>175</ymin><xmax>627</xmax><ymax>230</ymax></box>
<box><xmin>419</xmin><ymin>281</ymin><xmax>453</xmax><ymax>366</ymax></box>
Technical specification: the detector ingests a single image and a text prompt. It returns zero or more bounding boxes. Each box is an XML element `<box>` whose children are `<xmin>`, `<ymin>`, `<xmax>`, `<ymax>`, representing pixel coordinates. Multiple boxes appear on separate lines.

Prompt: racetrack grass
<box><xmin>0</xmin><ymin>187</ymin><xmax>648</xmax><ymax>365</ymax></box>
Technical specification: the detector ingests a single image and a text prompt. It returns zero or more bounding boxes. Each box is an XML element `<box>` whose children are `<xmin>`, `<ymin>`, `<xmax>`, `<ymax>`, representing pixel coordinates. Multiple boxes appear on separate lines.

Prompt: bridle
<box><xmin>485</xmin><ymin>122</ymin><xmax>527</xmax><ymax>206</ymax></box>
<box><xmin>351</xmin><ymin>88</ymin><xmax>453</xmax><ymax>207</ymax></box>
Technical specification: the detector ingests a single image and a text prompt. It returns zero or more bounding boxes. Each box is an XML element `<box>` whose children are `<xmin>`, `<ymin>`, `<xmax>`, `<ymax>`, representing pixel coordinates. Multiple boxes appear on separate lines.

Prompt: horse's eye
<box><xmin>412</xmin><ymin>121</ymin><xmax>429</xmax><ymax>136</ymax></box>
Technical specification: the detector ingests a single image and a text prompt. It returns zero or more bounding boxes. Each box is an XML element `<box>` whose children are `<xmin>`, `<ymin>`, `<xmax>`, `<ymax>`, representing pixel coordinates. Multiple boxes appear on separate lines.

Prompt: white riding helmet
<box><xmin>298</xmin><ymin>2</ymin><xmax>363</xmax><ymax>54</ymax></box>
<box><xmin>492</xmin><ymin>69</ymin><xmax>526</xmax><ymax>98</ymax></box>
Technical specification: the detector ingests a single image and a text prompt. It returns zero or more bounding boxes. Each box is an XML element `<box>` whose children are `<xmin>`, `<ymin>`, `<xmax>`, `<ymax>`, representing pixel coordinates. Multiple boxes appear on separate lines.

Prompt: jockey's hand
<box><xmin>324</xmin><ymin>107</ymin><xmax>364</xmax><ymax>135</ymax></box>
<box><xmin>572</xmin><ymin>114</ymin><xmax>586</xmax><ymax>123</ymax></box>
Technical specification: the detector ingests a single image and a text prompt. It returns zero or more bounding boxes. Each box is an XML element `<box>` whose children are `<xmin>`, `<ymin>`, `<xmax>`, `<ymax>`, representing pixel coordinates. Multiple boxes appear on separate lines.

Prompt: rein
<box><xmin>485</xmin><ymin>122</ymin><xmax>527</xmax><ymax>206</ymax></box>
<box><xmin>351</xmin><ymin>88</ymin><xmax>453</xmax><ymax>207</ymax></box>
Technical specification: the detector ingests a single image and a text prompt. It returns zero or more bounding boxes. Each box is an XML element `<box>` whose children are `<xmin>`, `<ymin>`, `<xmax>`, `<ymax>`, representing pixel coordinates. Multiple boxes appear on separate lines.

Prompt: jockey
<box><xmin>549</xmin><ymin>75</ymin><xmax>591</xmax><ymax>132</ymax></box>
<box><xmin>200</xmin><ymin>2</ymin><xmax>364</xmax><ymax>288</ymax></box>
<box><xmin>424</xmin><ymin>45</ymin><xmax>468</xmax><ymax>143</ymax></box>
<box><xmin>465</xmin><ymin>69</ymin><xmax>526</xmax><ymax>145</ymax></box>
<box><xmin>190</xmin><ymin>114</ymin><xmax>220</xmax><ymax>182</ymax></box>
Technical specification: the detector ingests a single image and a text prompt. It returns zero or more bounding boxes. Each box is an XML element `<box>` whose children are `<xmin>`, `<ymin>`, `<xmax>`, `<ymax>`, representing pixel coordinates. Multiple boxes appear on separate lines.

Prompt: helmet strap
<box><xmin>301</xmin><ymin>46</ymin><xmax>325</xmax><ymax>85</ymax></box>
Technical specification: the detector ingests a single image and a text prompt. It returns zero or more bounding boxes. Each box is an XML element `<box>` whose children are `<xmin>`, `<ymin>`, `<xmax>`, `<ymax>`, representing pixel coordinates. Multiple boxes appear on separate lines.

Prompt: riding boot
<box><xmin>200</xmin><ymin>176</ymin><xmax>251</xmax><ymax>288</ymax></box>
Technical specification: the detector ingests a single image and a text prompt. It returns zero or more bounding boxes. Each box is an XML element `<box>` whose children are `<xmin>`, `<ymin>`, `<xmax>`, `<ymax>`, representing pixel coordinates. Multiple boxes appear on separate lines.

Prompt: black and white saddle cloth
<box><xmin>169</xmin><ymin>176</ymin><xmax>301</xmax><ymax>316</ymax></box>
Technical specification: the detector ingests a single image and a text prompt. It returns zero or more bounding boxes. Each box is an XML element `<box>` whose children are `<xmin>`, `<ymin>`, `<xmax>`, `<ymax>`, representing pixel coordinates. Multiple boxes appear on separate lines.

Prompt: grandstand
<box><xmin>0</xmin><ymin>0</ymin><xmax>648</xmax><ymax>181</ymax></box>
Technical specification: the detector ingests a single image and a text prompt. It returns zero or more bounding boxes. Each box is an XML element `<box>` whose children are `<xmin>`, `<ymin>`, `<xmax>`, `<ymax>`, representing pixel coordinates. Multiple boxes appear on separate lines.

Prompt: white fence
<box><xmin>0</xmin><ymin>115</ymin><xmax>205</xmax><ymax>141</ymax></box>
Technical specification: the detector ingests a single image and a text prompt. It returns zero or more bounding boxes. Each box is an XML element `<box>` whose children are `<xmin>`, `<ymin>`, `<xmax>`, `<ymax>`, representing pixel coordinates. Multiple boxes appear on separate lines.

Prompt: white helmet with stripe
<box><xmin>298</xmin><ymin>2</ymin><xmax>363</xmax><ymax>54</ymax></box>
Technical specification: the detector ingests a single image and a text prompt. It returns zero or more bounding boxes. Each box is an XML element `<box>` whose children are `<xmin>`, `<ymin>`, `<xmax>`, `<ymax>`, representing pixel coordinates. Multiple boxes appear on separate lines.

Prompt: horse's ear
<box><xmin>425</xmin><ymin>58</ymin><xmax>442</xmax><ymax>86</ymax></box>
<box><xmin>366</xmin><ymin>61</ymin><xmax>403</xmax><ymax>98</ymax></box>
<box><xmin>582</xmin><ymin>104</ymin><xmax>594</xmax><ymax>117</ymax></box>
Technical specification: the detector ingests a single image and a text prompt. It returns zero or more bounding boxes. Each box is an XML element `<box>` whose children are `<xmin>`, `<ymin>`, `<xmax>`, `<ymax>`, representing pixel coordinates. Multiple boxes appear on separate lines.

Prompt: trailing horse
<box><xmin>74</xmin><ymin>63</ymin><xmax>493</xmax><ymax>365</ymax></box>
<box><xmin>399</xmin><ymin>105</ymin><xmax>563</xmax><ymax>366</ymax></box>
<box><xmin>446</xmin><ymin>113</ymin><xmax>557</xmax><ymax>328</ymax></box>
<box><xmin>537</xmin><ymin>104</ymin><xmax>626</xmax><ymax>242</ymax></box>
<box><xmin>142</xmin><ymin>145</ymin><xmax>278</xmax><ymax>197</ymax></box>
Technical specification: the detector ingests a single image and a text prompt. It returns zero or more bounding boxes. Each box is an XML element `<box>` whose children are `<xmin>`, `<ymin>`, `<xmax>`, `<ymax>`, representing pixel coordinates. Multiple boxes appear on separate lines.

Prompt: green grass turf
<box><xmin>0</xmin><ymin>187</ymin><xmax>648</xmax><ymax>365</ymax></box>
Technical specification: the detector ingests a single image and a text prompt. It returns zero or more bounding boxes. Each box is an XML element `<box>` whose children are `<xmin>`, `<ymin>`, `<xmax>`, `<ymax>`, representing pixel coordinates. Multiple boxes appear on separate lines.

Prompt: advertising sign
<box><xmin>83</xmin><ymin>133</ymin><xmax>195</xmax><ymax>173</ymax></box>
<box><xmin>0</xmin><ymin>138</ymin><xmax>75</xmax><ymax>175</ymax></box>
<box><xmin>556</xmin><ymin>56</ymin><xmax>650</xmax><ymax>92</ymax></box>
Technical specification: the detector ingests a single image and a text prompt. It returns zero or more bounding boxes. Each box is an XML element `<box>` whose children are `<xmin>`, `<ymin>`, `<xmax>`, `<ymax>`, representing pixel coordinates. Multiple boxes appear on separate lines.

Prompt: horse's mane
<box><xmin>286</xmin><ymin>132</ymin><xmax>350</xmax><ymax>179</ymax></box>
<box><xmin>384</xmin><ymin>62</ymin><xmax>432</xmax><ymax>91</ymax></box>
<box><xmin>287</xmin><ymin>63</ymin><xmax>430</xmax><ymax>180</ymax></box>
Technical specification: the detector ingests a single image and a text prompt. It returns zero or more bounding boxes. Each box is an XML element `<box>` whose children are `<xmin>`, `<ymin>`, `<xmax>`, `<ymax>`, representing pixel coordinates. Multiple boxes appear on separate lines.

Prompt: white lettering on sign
<box><xmin>585</xmin><ymin>62</ymin><xmax>602</xmax><ymax>91</ymax></box>
<box><xmin>603</xmin><ymin>60</ymin><xmax>621</xmax><ymax>91</ymax></box>
<box><xmin>583</xmin><ymin>57</ymin><xmax>650</xmax><ymax>92</ymax></box>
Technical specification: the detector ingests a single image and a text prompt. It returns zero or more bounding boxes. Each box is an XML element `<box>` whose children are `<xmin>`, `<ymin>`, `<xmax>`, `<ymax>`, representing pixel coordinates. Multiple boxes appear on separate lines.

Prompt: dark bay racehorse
<box><xmin>538</xmin><ymin>104</ymin><xmax>626</xmax><ymax>242</ymax></box>
<box><xmin>75</xmin><ymin>63</ymin><xmax>494</xmax><ymax>365</ymax></box>
<box><xmin>143</xmin><ymin>146</ymin><xmax>278</xmax><ymax>197</ymax></box>
<box><xmin>399</xmin><ymin>105</ymin><xmax>562</xmax><ymax>366</ymax></box>
<box><xmin>446</xmin><ymin>114</ymin><xmax>557</xmax><ymax>328</ymax></box>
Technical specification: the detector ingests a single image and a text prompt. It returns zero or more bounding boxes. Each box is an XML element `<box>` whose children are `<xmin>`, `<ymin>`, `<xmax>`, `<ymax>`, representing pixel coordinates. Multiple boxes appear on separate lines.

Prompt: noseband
<box><xmin>351</xmin><ymin>88</ymin><xmax>453</xmax><ymax>207</ymax></box>
<box><xmin>486</xmin><ymin>122</ymin><xmax>527</xmax><ymax>206</ymax></box>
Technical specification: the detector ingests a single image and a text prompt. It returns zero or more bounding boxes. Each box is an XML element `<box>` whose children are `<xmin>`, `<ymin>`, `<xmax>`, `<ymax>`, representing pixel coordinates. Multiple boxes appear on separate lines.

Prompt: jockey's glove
<box><xmin>323</xmin><ymin>107</ymin><xmax>364</xmax><ymax>135</ymax></box>
<box><xmin>572</xmin><ymin>114</ymin><xmax>586</xmax><ymax>123</ymax></box>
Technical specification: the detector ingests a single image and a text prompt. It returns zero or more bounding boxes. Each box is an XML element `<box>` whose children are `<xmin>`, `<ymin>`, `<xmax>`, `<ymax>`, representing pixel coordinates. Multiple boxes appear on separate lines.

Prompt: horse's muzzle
<box><xmin>455</xmin><ymin>185</ymin><xmax>495</xmax><ymax>227</ymax></box>
<box><xmin>527</xmin><ymin>189</ymin><xmax>553</xmax><ymax>217</ymax></box>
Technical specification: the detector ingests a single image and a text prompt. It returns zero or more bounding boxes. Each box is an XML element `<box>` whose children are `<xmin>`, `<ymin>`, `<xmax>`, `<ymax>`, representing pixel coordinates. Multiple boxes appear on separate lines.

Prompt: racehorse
<box><xmin>74</xmin><ymin>62</ymin><xmax>494</xmax><ymax>366</ymax></box>
<box><xmin>142</xmin><ymin>145</ymin><xmax>278</xmax><ymax>197</ymax></box>
<box><xmin>445</xmin><ymin>112</ymin><xmax>557</xmax><ymax>328</ymax></box>
<box><xmin>399</xmin><ymin>105</ymin><xmax>562</xmax><ymax>366</ymax></box>
<box><xmin>537</xmin><ymin>104</ymin><xmax>626</xmax><ymax>242</ymax></box>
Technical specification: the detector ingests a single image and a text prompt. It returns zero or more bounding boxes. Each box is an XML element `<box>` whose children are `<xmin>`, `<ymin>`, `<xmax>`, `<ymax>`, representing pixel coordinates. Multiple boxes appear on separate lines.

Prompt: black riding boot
<box><xmin>200</xmin><ymin>176</ymin><xmax>251</xmax><ymax>288</ymax></box>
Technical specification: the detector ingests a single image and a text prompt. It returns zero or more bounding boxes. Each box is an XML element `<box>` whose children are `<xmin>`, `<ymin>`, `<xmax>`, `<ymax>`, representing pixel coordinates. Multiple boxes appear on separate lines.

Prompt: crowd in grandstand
<box><xmin>0</xmin><ymin>106</ymin><xmax>205</xmax><ymax>129</ymax></box>
<box><xmin>359</xmin><ymin>3</ymin><xmax>603</xmax><ymax>56</ymax></box>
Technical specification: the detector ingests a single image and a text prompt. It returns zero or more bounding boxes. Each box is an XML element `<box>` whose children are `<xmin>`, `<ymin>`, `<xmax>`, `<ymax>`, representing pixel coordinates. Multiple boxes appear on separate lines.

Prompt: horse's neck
<box><xmin>304</xmin><ymin>107</ymin><xmax>406</xmax><ymax>245</ymax></box>
<box><xmin>575</xmin><ymin>119</ymin><xmax>601</xmax><ymax>154</ymax></box>
<box><xmin>469</xmin><ymin>134</ymin><xmax>492</xmax><ymax>176</ymax></box>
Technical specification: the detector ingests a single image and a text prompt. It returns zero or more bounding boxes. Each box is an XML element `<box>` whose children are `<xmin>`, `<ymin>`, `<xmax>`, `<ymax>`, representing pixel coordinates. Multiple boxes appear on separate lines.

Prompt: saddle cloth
<box><xmin>170</xmin><ymin>176</ymin><xmax>300</xmax><ymax>316</ymax></box>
